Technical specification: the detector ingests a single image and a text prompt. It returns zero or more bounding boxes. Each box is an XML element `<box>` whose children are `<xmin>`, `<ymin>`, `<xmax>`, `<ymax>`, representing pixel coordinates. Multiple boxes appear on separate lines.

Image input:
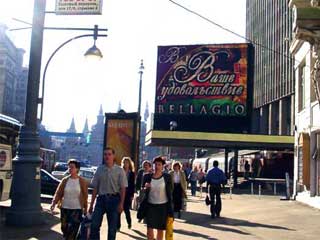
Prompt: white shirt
<box><xmin>148</xmin><ymin>176</ymin><xmax>168</xmax><ymax>204</ymax></box>
<box><xmin>62</xmin><ymin>178</ymin><xmax>81</xmax><ymax>209</ymax></box>
<box><xmin>173</xmin><ymin>171</ymin><xmax>181</xmax><ymax>183</ymax></box>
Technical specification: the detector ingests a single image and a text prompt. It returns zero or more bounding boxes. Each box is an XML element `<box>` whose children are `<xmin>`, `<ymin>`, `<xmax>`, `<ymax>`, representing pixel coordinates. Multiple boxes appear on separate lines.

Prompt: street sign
<box><xmin>55</xmin><ymin>0</ymin><xmax>103</xmax><ymax>15</ymax></box>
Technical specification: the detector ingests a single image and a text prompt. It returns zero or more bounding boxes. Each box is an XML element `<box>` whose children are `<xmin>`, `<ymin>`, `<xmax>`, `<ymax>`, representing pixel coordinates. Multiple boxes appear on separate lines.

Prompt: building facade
<box><xmin>0</xmin><ymin>24</ymin><xmax>27</xmax><ymax>122</ymax></box>
<box><xmin>290</xmin><ymin>0</ymin><xmax>320</xmax><ymax>208</ymax></box>
<box><xmin>87</xmin><ymin>105</ymin><xmax>105</xmax><ymax>166</ymax></box>
<box><xmin>53</xmin><ymin>106</ymin><xmax>105</xmax><ymax>166</ymax></box>
<box><xmin>246</xmin><ymin>0</ymin><xmax>295</xmax><ymax>135</ymax></box>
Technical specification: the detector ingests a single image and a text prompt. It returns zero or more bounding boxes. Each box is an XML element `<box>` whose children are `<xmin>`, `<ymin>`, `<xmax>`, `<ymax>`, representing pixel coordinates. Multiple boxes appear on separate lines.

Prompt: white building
<box><xmin>290</xmin><ymin>0</ymin><xmax>320</xmax><ymax>208</ymax></box>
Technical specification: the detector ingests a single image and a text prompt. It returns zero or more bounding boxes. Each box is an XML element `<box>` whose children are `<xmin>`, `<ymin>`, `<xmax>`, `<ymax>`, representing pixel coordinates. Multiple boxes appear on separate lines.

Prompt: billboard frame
<box><xmin>103</xmin><ymin>112</ymin><xmax>140</xmax><ymax>169</ymax></box>
<box><xmin>153</xmin><ymin>43</ymin><xmax>254</xmax><ymax>134</ymax></box>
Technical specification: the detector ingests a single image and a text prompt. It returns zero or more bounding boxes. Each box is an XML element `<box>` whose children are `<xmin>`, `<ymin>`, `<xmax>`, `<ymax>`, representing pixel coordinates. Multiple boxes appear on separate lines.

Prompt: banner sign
<box><xmin>104</xmin><ymin>113</ymin><xmax>140</xmax><ymax>166</ymax></box>
<box><xmin>156</xmin><ymin>43</ymin><xmax>250</xmax><ymax>117</ymax></box>
<box><xmin>55</xmin><ymin>0</ymin><xmax>103</xmax><ymax>15</ymax></box>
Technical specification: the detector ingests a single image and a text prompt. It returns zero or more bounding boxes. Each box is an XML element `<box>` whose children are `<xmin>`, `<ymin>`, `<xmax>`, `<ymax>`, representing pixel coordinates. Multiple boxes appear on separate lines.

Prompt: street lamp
<box><xmin>138</xmin><ymin>59</ymin><xmax>144</xmax><ymax>116</ymax></box>
<box><xmin>137</xmin><ymin>60</ymin><xmax>144</xmax><ymax>166</ymax></box>
<box><xmin>39</xmin><ymin>25</ymin><xmax>107</xmax><ymax>121</ymax></box>
<box><xmin>84</xmin><ymin>25</ymin><xmax>103</xmax><ymax>59</ymax></box>
<box><xmin>6</xmin><ymin>1</ymin><xmax>107</xmax><ymax>226</ymax></box>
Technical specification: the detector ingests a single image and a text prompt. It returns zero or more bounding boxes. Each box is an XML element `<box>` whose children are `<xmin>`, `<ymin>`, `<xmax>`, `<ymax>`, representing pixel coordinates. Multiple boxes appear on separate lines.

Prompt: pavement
<box><xmin>1</xmin><ymin>191</ymin><xmax>320</xmax><ymax>240</ymax></box>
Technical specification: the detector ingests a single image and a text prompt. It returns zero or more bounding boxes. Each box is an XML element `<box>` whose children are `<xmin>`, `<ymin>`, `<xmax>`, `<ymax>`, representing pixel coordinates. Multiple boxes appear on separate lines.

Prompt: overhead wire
<box><xmin>168</xmin><ymin>0</ymin><xmax>303</xmax><ymax>66</ymax></box>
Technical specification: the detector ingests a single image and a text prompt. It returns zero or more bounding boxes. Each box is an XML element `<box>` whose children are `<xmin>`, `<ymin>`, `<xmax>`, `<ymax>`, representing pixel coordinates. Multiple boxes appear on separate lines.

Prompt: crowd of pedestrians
<box><xmin>50</xmin><ymin>147</ymin><xmax>226</xmax><ymax>240</ymax></box>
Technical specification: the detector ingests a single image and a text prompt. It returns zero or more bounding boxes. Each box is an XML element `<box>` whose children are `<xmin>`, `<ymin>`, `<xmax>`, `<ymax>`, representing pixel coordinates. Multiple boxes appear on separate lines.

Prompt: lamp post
<box><xmin>6</xmin><ymin>0</ymin><xmax>46</xmax><ymax>226</ymax></box>
<box><xmin>138</xmin><ymin>59</ymin><xmax>144</xmax><ymax>116</ymax></box>
<box><xmin>6</xmin><ymin>2</ymin><xmax>107</xmax><ymax>226</ymax></box>
<box><xmin>39</xmin><ymin>25</ymin><xmax>107</xmax><ymax>121</ymax></box>
<box><xmin>137</xmin><ymin>60</ymin><xmax>144</xmax><ymax>166</ymax></box>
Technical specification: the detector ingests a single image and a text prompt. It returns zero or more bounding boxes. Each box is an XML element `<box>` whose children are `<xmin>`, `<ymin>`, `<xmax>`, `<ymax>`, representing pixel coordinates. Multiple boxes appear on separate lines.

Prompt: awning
<box><xmin>145</xmin><ymin>130</ymin><xmax>294</xmax><ymax>150</ymax></box>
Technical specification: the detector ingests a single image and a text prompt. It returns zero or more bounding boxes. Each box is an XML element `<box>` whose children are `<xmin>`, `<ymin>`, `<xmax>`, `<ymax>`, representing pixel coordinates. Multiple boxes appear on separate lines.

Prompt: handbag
<box><xmin>77</xmin><ymin>214</ymin><xmax>91</xmax><ymax>240</ymax></box>
<box><xmin>137</xmin><ymin>189</ymin><xmax>149</xmax><ymax>220</ymax></box>
<box><xmin>181</xmin><ymin>198</ymin><xmax>187</xmax><ymax>211</ymax></box>
<box><xmin>165</xmin><ymin>217</ymin><xmax>174</xmax><ymax>240</ymax></box>
<box><xmin>132</xmin><ymin>194</ymin><xmax>140</xmax><ymax>211</ymax></box>
<box><xmin>205</xmin><ymin>195</ymin><xmax>211</xmax><ymax>206</ymax></box>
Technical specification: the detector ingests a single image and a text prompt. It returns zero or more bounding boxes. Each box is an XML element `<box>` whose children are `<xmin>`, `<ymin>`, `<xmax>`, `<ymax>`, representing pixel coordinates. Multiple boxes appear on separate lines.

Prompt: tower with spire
<box><xmin>117</xmin><ymin>101</ymin><xmax>122</xmax><ymax>112</ymax></box>
<box><xmin>87</xmin><ymin>104</ymin><xmax>105</xmax><ymax>166</ymax></box>
<box><xmin>82</xmin><ymin>117</ymin><xmax>89</xmax><ymax>139</ymax></box>
<box><xmin>67</xmin><ymin>117</ymin><xmax>77</xmax><ymax>133</ymax></box>
<box><xmin>97</xmin><ymin>104</ymin><xmax>104</xmax><ymax>126</ymax></box>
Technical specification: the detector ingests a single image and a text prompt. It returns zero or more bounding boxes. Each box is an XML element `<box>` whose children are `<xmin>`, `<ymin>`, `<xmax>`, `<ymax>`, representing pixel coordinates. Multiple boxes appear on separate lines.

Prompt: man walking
<box><xmin>89</xmin><ymin>147</ymin><xmax>128</xmax><ymax>240</ymax></box>
<box><xmin>206</xmin><ymin>160</ymin><xmax>226</xmax><ymax>219</ymax></box>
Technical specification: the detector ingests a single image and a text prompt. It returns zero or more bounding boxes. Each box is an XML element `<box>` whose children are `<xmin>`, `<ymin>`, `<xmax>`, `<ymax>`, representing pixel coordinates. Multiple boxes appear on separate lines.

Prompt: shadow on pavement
<box><xmin>179</xmin><ymin>209</ymin><xmax>294</xmax><ymax>234</ymax></box>
<box><xmin>0</xmin><ymin>206</ymin><xmax>62</xmax><ymax>240</ymax></box>
<box><xmin>174</xmin><ymin>229</ymin><xmax>218</xmax><ymax>240</ymax></box>
<box><xmin>120</xmin><ymin>229</ymin><xmax>147</xmax><ymax>240</ymax></box>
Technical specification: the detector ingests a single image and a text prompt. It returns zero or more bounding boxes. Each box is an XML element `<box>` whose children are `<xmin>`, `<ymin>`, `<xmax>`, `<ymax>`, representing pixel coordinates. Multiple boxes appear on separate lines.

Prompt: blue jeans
<box><xmin>190</xmin><ymin>180</ymin><xmax>197</xmax><ymax>196</ymax></box>
<box><xmin>90</xmin><ymin>194</ymin><xmax>120</xmax><ymax>240</ymax></box>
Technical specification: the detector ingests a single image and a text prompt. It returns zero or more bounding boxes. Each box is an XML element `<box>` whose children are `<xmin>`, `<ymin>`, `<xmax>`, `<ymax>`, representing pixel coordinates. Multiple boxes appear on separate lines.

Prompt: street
<box><xmin>1</xmin><ymin>191</ymin><xmax>320</xmax><ymax>240</ymax></box>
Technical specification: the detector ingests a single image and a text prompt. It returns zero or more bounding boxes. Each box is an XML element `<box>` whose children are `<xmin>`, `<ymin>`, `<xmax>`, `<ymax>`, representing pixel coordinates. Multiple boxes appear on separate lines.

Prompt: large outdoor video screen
<box><xmin>154</xmin><ymin>43</ymin><xmax>253</xmax><ymax>133</ymax></box>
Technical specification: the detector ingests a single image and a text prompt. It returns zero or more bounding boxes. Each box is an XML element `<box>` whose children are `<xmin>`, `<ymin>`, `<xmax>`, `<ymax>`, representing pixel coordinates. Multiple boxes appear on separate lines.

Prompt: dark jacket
<box><xmin>135</xmin><ymin>168</ymin><xmax>144</xmax><ymax>192</ymax></box>
<box><xmin>126</xmin><ymin>171</ymin><xmax>135</xmax><ymax>199</ymax></box>
<box><xmin>142</xmin><ymin>173</ymin><xmax>174</xmax><ymax>217</ymax></box>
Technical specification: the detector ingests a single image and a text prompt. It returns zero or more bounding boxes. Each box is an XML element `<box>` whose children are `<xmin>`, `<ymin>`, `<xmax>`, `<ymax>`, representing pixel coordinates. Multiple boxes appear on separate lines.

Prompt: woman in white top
<box><xmin>50</xmin><ymin>159</ymin><xmax>88</xmax><ymax>240</ymax></box>
<box><xmin>143</xmin><ymin>157</ymin><xmax>173</xmax><ymax>240</ymax></box>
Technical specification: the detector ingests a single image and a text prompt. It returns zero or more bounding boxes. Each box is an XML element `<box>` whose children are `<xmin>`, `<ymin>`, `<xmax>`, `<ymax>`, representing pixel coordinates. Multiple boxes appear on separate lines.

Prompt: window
<box><xmin>298</xmin><ymin>62</ymin><xmax>306</xmax><ymax>111</ymax></box>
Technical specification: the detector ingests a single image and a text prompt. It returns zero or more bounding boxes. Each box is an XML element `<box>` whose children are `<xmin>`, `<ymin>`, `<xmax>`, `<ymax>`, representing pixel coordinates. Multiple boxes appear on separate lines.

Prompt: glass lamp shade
<box><xmin>84</xmin><ymin>44</ymin><xmax>103</xmax><ymax>59</ymax></box>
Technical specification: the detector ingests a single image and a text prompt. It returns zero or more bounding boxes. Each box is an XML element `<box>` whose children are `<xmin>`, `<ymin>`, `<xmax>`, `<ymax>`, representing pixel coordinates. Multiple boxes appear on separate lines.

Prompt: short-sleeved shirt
<box><xmin>91</xmin><ymin>164</ymin><xmax>128</xmax><ymax>195</ymax></box>
<box><xmin>206</xmin><ymin>167</ymin><xmax>226</xmax><ymax>185</ymax></box>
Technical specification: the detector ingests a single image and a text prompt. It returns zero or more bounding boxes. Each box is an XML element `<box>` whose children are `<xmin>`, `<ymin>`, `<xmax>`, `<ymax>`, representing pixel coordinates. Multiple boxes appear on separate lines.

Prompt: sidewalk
<box><xmin>1</xmin><ymin>192</ymin><xmax>320</xmax><ymax>239</ymax></box>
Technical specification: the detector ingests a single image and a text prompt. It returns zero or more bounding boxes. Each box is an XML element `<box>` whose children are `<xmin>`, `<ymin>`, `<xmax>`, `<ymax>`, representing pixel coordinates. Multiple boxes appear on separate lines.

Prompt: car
<box><xmin>53</xmin><ymin>162</ymin><xmax>68</xmax><ymax>172</ymax></box>
<box><xmin>79</xmin><ymin>168</ymin><xmax>95</xmax><ymax>186</ymax></box>
<box><xmin>51</xmin><ymin>167</ymin><xmax>95</xmax><ymax>185</ymax></box>
<box><xmin>51</xmin><ymin>170</ymin><xmax>67</xmax><ymax>180</ymax></box>
<box><xmin>40</xmin><ymin>169</ymin><xmax>60</xmax><ymax>195</ymax></box>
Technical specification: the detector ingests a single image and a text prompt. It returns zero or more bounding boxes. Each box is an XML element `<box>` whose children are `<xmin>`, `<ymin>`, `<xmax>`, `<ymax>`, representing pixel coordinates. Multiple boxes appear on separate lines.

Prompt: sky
<box><xmin>0</xmin><ymin>0</ymin><xmax>246</xmax><ymax>132</ymax></box>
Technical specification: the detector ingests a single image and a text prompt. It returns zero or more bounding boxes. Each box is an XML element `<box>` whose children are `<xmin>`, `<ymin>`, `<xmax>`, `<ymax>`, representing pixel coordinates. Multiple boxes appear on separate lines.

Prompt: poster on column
<box><xmin>104</xmin><ymin>113</ymin><xmax>140</xmax><ymax>166</ymax></box>
<box><xmin>153</xmin><ymin>43</ymin><xmax>253</xmax><ymax>133</ymax></box>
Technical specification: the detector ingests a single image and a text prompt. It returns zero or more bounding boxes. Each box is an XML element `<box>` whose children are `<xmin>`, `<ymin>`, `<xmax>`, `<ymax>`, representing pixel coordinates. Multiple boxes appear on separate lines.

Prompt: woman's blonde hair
<box><xmin>121</xmin><ymin>157</ymin><xmax>135</xmax><ymax>172</ymax></box>
<box><xmin>172</xmin><ymin>161</ymin><xmax>182</xmax><ymax>170</ymax></box>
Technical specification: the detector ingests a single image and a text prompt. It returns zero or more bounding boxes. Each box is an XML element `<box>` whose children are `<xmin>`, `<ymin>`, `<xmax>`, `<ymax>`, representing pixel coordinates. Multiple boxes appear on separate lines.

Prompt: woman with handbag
<box><xmin>169</xmin><ymin>161</ymin><xmax>187</xmax><ymax>218</ymax></box>
<box><xmin>143</xmin><ymin>156</ymin><xmax>173</xmax><ymax>240</ymax></box>
<box><xmin>117</xmin><ymin>157</ymin><xmax>135</xmax><ymax>231</ymax></box>
<box><xmin>50</xmin><ymin>159</ymin><xmax>88</xmax><ymax>240</ymax></box>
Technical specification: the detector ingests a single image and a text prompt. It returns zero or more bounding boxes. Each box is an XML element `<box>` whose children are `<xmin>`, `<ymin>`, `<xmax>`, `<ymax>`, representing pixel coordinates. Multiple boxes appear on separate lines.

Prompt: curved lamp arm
<box><xmin>39</xmin><ymin>33</ymin><xmax>107</xmax><ymax>121</ymax></box>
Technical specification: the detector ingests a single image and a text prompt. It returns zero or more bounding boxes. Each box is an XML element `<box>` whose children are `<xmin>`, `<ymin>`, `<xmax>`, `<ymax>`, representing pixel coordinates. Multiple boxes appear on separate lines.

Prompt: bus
<box><xmin>0</xmin><ymin>114</ymin><xmax>20</xmax><ymax>201</ymax></box>
<box><xmin>40</xmin><ymin>148</ymin><xmax>57</xmax><ymax>173</ymax></box>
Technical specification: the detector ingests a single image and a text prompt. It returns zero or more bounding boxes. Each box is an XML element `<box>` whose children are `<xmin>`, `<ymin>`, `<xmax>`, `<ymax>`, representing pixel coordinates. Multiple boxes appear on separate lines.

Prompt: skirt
<box><xmin>173</xmin><ymin>183</ymin><xmax>183</xmax><ymax>212</ymax></box>
<box><xmin>60</xmin><ymin>208</ymin><xmax>83</xmax><ymax>240</ymax></box>
<box><xmin>146</xmin><ymin>203</ymin><xmax>168</xmax><ymax>230</ymax></box>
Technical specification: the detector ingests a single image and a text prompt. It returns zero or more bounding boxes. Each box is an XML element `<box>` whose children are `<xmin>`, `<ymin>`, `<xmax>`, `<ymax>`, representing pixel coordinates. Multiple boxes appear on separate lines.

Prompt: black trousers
<box><xmin>117</xmin><ymin>195</ymin><xmax>132</xmax><ymax>228</ymax></box>
<box><xmin>209</xmin><ymin>184</ymin><xmax>222</xmax><ymax>217</ymax></box>
<box><xmin>173</xmin><ymin>183</ymin><xmax>183</xmax><ymax>212</ymax></box>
